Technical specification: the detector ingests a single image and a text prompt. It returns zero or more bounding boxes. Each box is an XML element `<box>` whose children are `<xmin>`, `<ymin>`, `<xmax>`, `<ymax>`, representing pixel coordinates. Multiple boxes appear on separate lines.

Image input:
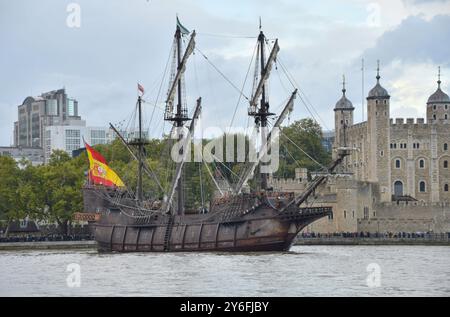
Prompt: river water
<box><xmin>0</xmin><ymin>246</ymin><xmax>449</xmax><ymax>296</ymax></box>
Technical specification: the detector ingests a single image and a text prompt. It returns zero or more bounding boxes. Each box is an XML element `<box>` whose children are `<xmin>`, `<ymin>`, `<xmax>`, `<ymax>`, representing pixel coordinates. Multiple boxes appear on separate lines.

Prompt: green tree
<box><xmin>36</xmin><ymin>150</ymin><xmax>85</xmax><ymax>234</ymax></box>
<box><xmin>276</xmin><ymin>118</ymin><xmax>331</xmax><ymax>179</ymax></box>
<box><xmin>0</xmin><ymin>156</ymin><xmax>21</xmax><ymax>232</ymax></box>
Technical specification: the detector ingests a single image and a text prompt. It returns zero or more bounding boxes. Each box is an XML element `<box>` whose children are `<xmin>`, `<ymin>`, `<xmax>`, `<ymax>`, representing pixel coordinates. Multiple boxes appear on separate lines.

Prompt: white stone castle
<box><xmin>270</xmin><ymin>64</ymin><xmax>450</xmax><ymax>234</ymax></box>
<box><xmin>334</xmin><ymin>64</ymin><xmax>449</xmax><ymax>204</ymax></box>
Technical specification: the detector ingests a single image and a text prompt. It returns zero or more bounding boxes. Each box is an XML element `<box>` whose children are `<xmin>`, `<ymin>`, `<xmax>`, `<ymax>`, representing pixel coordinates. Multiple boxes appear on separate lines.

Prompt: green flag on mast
<box><xmin>176</xmin><ymin>16</ymin><xmax>190</xmax><ymax>35</ymax></box>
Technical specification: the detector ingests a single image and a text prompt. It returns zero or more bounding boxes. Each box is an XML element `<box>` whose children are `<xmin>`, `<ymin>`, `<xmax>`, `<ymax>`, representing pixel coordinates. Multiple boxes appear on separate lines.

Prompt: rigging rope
<box><xmin>197</xmin><ymin>32</ymin><xmax>257</xmax><ymax>39</ymax></box>
<box><xmin>195</xmin><ymin>47</ymin><xmax>250</xmax><ymax>102</ymax></box>
<box><xmin>227</xmin><ymin>41</ymin><xmax>258</xmax><ymax>132</ymax></box>
<box><xmin>147</xmin><ymin>44</ymin><xmax>174</xmax><ymax>137</ymax></box>
<box><xmin>279</xmin><ymin>129</ymin><xmax>327</xmax><ymax>171</ymax></box>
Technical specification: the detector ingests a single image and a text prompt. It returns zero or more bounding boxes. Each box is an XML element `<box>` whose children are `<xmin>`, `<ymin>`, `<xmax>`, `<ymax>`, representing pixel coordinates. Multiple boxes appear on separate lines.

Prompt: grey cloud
<box><xmin>361</xmin><ymin>15</ymin><xmax>450</xmax><ymax>67</ymax></box>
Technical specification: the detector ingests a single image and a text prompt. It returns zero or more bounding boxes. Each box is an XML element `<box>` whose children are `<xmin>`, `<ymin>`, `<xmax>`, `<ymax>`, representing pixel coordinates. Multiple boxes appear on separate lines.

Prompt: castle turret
<box><xmin>427</xmin><ymin>67</ymin><xmax>450</xmax><ymax>122</ymax></box>
<box><xmin>367</xmin><ymin>61</ymin><xmax>391</xmax><ymax>202</ymax></box>
<box><xmin>334</xmin><ymin>75</ymin><xmax>354</xmax><ymax>148</ymax></box>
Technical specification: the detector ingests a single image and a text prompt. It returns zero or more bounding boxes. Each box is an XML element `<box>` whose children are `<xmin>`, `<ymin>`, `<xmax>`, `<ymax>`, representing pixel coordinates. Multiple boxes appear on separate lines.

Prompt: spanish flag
<box><xmin>85</xmin><ymin>142</ymin><xmax>125</xmax><ymax>187</ymax></box>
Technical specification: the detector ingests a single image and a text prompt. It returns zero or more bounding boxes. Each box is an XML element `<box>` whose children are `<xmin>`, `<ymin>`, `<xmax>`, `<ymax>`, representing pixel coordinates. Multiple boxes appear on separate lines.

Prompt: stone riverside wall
<box><xmin>358</xmin><ymin>201</ymin><xmax>450</xmax><ymax>233</ymax></box>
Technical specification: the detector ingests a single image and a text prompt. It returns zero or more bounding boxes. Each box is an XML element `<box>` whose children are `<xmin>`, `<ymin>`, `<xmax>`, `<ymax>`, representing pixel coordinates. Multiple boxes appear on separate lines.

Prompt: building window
<box><xmin>395</xmin><ymin>159</ymin><xmax>401</xmax><ymax>169</ymax></box>
<box><xmin>352</xmin><ymin>211</ymin><xmax>355</xmax><ymax>218</ymax></box>
<box><xmin>419</xmin><ymin>159</ymin><xmax>425</xmax><ymax>169</ymax></box>
<box><xmin>444</xmin><ymin>184</ymin><xmax>449</xmax><ymax>192</ymax></box>
<box><xmin>445</xmin><ymin>105</ymin><xmax>448</xmax><ymax>110</ymax></box>
<box><xmin>446</xmin><ymin>114</ymin><xmax>448</xmax><ymax>120</ymax></box>
<box><xmin>445</xmin><ymin>143</ymin><xmax>448</xmax><ymax>151</ymax></box>
<box><xmin>419</xmin><ymin>181</ymin><xmax>426</xmax><ymax>193</ymax></box>
<box><xmin>433</xmin><ymin>114</ymin><xmax>437</xmax><ymax>120</ymax></box>
<box><xmin>394</xmin><ymin>181</ymin><xmax>404</xmax><ymax>197</ymax></box>
<box><xmin>363</xmin><ymin>207</ymin><xmax>369</xmax><ymax>220</ymax></box>
<box><xmin>328</xmin><ymin>212</ymin><xmax>334</xmax><ymax>220</ymax></box>
<box><xmin>46</xmin><ymin>99</ymin><xmax>58</xmax><ymax>116</ymax></box>
<box><xmin>344</xmin><ymin>210</ymin><xmax>347</xmax><ymax>219</ymax></box>
<box><xmin>433</xmin><ymin>105</ymin><xmax>437</xmax><ymax>110</ymax></box>
<box><xmin>380</xmin><ymin>151</ymin><xmax>384</xmax><ymax>157</ymax></box>
<box><xmin>444</xmin><ymin>161</ymin><xmax>449</xmax><ymax>169</ymax></box>
<box><xmin>67</xmin><ymin>98</ymin><xmax>76</xmax><ymax>116</ymax></box>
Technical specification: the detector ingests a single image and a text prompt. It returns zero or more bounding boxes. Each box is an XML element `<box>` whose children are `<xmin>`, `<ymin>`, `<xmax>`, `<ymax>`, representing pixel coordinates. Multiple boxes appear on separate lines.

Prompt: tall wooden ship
<box><xmin>81</xmin><ymin>19</ymin><xmax>349</xmax><ymax>252</ymax></box>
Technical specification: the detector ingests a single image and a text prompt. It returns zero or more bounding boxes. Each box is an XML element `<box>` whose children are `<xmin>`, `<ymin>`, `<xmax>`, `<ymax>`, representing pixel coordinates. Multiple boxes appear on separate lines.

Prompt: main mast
<box><xmin>164</xmin><ymin>18</ymin><xmax>194</xmax><ymax>215</ymax></box>
<box><xmin>251</xmin><ymin>29</ymin><xmax>275</xmax><ymax>190</ymax></box>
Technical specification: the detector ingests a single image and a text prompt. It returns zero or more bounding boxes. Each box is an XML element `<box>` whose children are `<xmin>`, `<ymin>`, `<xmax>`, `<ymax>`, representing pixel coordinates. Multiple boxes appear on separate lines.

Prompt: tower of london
<box><xmin>270</xmin><ymin>64</ymin><xmax>450</xmax><ymax>234</ymax></box>
<box><xmin>334</xmin><ymin>65</ymin><xmax>450</xmax><ymax>204</ymax></box>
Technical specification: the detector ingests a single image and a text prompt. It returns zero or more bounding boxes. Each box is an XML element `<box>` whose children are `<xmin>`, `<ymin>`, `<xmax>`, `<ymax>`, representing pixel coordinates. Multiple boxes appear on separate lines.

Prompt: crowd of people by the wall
<box><xmin>300</xmin><ymin>231</ymin><xmax>450</xmax><ymax>239</ymax></box>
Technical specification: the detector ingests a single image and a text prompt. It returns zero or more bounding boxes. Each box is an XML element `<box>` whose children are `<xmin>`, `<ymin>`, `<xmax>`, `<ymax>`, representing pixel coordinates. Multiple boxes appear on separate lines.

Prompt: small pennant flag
<box><xmin>176</xmin><ymin>16</ymin><xmax>190</xmax><ymax>35</ymax></box>
<box><xmin>138</xmin><ymin>83</ymin><xmax>145</xmax><ymax>96</ymax></box>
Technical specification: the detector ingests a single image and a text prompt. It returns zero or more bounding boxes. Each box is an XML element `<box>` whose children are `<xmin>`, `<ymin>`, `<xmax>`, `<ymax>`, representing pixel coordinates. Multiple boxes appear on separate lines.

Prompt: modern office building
<box><xmin>14</xmin><ymin>88</ymin><xmax>82</xmax><ymax>148</ymax></box>
<box><xmin>10</xmin><ymin>88</ymin><xmax>114</xmax><ymax>164</ymax></box>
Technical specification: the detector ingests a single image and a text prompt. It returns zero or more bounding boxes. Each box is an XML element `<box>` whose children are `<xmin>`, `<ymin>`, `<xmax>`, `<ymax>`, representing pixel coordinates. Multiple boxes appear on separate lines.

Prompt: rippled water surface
<box><xmin>0</xmin><ymin>246</ymin><xmax>449</xmax><ymax>296</ymax></box>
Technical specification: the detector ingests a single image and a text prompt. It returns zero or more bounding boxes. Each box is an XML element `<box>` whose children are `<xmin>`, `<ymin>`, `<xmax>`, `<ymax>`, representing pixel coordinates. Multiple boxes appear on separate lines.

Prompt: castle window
<box><xmin>363</xmin><ymin>207</ymin><xmax>369</xmax><ymax>220</ymax></box>
<box><xmin>417</xmin><ymin>143</ymin><xmax>420</xmax><ymax>149</ymax></box>
<box><xmin>394</xmin><ymin>181</ymin><xmax>404</xmax><ymax>197</ymax></box>
<box><xmin>394</xmin><ymin>143</ymin><xmax>397</xmax><ymax>149</ymax></box>
<box><xmin>384</xmin><ymin>100</ymin><xmax>387</xmax><ymax>105</ymax></box>
<box><xmin>344</xmin><ymin>210</ymin><xmax>347</xmax><ymax>219</ymax></box>
<box><xmin>380</xmin><ymin>151</ymin><xmax>384</xmax><ymax>157</ymax></box>
<box><xmin>445</xmin><ymin>184</ymin><xmax>449</xmax><ymax>192</ymax></box>
<box><xmin>433</xmin><ymin>105</ymin><xmax>437</xmax><ymax>110</ymax></box>
<box><xmin>404</xmin><ymin>143</ymin><xmax>407</xmax><ymax>149</ymax></box>
<box><xmin>444</xmin><ymin>143</ymin><xmax>448</xmax><ymax>151</ymax></box>
<box><xmin>419</xmin><ymin>181</ymin><xmax>426</xmax><ymax>193</ymax></box>
<box><xmin>352</xmin><ymin>211</ymin><xmax>355</xmax><ymax>218</ymax></box>
<box><xmin>328</xmin><ymin>212</ymin><xmax>334</xmax><ymax>220</ymax></box>
<box><xmin>413</xmin><ymin>143</ymin><xmax>416</xmax><ymax>149</ymax></box>
<box><xmin>444</xmin><ymin>161</ymin><xmax>449</xmax><ymax>169</ymax></box>
<box><xmin>433</xmin><ymin>114</ymin><xmax>437</xmax><ymax>120</ymax></box>
<box><xmin>395</xmin><ymin>159</ymin><xmax>401</xmax><ymax>169</ymax></box>
<box><xmin>445</xmin><ymin>114</ymin><xmax>448</xmax><ymax>120</ymax></box>
<box><xmin>376</xmin><ymin>100</ymin><xmax>379</xmax><ymax>105</ymax></box>
<box><xmin>445</xmin><ymin>105</ymin><xmax>448</xmax><ymax>110</ymax></box>
<box><xmin>341</xmin><ymin>120</ymin><xmax>343</xmax><ymax>124</ymax></box>
<box><xmin>419</xmin><ymin>159</ymin><xmax>425</xmax><ymax>169</ymax></box>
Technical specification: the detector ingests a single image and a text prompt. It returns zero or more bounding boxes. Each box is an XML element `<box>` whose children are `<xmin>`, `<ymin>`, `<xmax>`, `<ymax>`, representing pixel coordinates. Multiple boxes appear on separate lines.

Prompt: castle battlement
<box><xmin>346</xmin><ymin>121</ymin><xmax>367</xmax><ymax>131</ymax></box>
<box><xmin>390</xmin><ymin>117</ymin><xmax>430</xmax><ymax>128</ymax></box>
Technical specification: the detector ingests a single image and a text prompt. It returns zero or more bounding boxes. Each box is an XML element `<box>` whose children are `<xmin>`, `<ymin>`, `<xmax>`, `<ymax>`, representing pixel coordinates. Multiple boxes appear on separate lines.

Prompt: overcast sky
<box><xmin>1</xmin><ymin>0</ymin><xmax>450</xmax><ymax>145</ymax></box>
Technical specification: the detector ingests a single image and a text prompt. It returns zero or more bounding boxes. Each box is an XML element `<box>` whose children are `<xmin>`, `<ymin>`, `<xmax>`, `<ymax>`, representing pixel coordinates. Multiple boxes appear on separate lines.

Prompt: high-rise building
<box><xmin>10</xmin><ymin>88</ymin><xmax>115</xmax><ymax>164</ymax></box>
<box><xmin>14</xmin><ymin>88</ymin><xmax>82</xmax><ymax>148</ymax></box>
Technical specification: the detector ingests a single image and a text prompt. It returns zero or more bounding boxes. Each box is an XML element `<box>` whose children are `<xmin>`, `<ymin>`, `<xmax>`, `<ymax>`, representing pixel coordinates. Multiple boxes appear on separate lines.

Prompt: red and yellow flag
<box><xmin>85</xmin><ymin>142</ymin><xmax>125</xmax><ymax>188</ymax></box>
